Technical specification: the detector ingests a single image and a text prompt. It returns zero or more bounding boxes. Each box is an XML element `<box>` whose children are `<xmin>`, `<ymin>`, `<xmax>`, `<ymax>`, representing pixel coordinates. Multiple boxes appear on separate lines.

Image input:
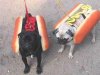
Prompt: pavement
<box><xmin>0</xmin><ymin>0</ymin><xmax>100</xmax><ymax>75</ymax></box>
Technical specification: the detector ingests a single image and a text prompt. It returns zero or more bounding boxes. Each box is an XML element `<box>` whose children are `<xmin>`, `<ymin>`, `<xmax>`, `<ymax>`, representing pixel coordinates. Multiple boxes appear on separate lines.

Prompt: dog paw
<box><xmin>24</xmin><ymin>66</ymin><xmax>30</xmax><ymax>74</ymax></box>
<box><xmin>36</xmin><ymin>67</ymin><xmax>42</xmax><ymax>74</ymax></box>
<box><xmin>58</xmin><ymin>49</ymin><xmax>63</xmax><ymax>53</ymax></box>
<box><xmin>68</xmin><ymin>53</ymin><xmax>73</xmax><ymax>59</ymax></box>
<box><xmin>91</xmin><ymin>38</ymin><xmax>95</xmax><ymax>43</ymax></box>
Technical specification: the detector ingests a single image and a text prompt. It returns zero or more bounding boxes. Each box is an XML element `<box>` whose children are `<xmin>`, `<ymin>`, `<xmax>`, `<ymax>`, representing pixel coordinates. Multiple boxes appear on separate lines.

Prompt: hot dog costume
<box><xmin>54</xmin><ymin>3</ymin><xmax>100</xmax><ymax>44</ymax></box>
<box><xmin>12</xmin><ymin>0</ymin><xmax>49</xmax><ymax>53</ymax></box>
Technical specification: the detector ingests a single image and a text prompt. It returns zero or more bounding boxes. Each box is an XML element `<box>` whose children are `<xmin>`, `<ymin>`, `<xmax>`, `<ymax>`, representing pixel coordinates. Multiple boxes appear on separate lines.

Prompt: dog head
<box><xmin>53</xmin><ymin>23</ymin><xmax>74</xmax><ymax>44</ymax></box>
<box><xmin>18</xmin><ymin>31</ymin><xmax>38</xmax><ymax>51</ymax></box>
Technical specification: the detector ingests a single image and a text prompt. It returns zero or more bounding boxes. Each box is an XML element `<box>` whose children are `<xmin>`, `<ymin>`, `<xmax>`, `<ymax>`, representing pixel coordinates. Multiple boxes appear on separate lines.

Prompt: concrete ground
<box><xmin>0</xmin><ymin>0</ymin><xmax>100</xmax><ymax>75</ymax></box>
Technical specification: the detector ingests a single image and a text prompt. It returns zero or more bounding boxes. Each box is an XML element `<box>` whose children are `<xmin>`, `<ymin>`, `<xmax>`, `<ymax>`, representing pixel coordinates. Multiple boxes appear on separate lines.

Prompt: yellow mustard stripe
<box><xmin>75</xmin><ymin>10</ymin><xmax>96</xmax><ymax>35</ymax></box>
<box><xmin>55</xmin><ymin>4</ymin><xmax>84</xmax><ymax>29</ymax></box>
<box><xmin>66</xmin><ymin>4</ymin><xmax>92</xmax><ymax>25</ymax></box>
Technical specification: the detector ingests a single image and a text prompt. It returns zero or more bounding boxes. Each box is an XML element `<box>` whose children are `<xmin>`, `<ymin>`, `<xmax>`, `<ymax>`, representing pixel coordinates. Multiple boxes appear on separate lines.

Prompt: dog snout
<box><xmin>57</xmin><ymin>38</ymin><xmax>67</xmax><ymax>44</ymax></box>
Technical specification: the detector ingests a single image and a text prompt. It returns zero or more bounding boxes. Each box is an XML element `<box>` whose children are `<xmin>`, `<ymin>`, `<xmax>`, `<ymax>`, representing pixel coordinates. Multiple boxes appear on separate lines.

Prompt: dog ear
<box><xmin>66</xmin><ymin>29</ymin><xmax>74</xmax><ymax>37</ymax></box>
<box><xmin>18</xmin><ymin>33</ymin><xmax>21</xmax><ymax>38</ymax></box>
<box><xmin>18</xmin><ymin>32</ymin><xmax>24</xmax><ymax>38</ymax></box>
<box><xmin>53</xmin><ymin>29</ymin><xmax>58</xmax><ymax>35</ymax></box>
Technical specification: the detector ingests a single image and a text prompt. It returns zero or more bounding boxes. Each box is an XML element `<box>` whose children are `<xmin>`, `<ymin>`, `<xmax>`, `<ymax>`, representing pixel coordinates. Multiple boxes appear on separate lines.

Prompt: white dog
<box><xmin>53</xmin><ymin>14</ymin><xmax>96</xmax><ymax>59</ymax></box>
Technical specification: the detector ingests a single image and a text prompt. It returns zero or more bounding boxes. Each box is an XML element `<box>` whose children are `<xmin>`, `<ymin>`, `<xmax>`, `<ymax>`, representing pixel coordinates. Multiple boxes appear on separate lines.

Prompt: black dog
<box><xmin>18</xmin><ymin>15</ymin><xmax>42</xmax><ymax>74</ymax></box>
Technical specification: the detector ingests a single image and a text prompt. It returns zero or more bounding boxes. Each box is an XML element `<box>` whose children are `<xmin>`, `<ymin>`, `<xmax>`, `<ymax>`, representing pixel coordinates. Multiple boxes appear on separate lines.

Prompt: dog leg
<box><xmin>36</xmin><ymin>53</ymin><xmax>42</xmax><ymax>74</ymax></box>
<box><xmin>22</xmin><ymin>57</ymin><xmax>30</xmax><ymax>74</ymax></box>
<box><xmin>91</xmin><ymin>27</ymin><xmax>96</xmax><ymax>43</ymax></box>
<box><xmin>68</xmin><ymin>42</ymin><xmax>75</xmax><ymax>59</ymax></box>
<box><xmin>58</xmin><ymin>45</ymin><xmax>65</xmax><ymax>53</ymax></box>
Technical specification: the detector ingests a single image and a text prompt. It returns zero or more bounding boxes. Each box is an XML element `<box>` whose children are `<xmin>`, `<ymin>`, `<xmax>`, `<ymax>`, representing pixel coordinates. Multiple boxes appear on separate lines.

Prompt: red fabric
<box><xmin>25</xmin><ymin>16</ymin><xmax>36</xmax><ymax>31</ymax></box>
